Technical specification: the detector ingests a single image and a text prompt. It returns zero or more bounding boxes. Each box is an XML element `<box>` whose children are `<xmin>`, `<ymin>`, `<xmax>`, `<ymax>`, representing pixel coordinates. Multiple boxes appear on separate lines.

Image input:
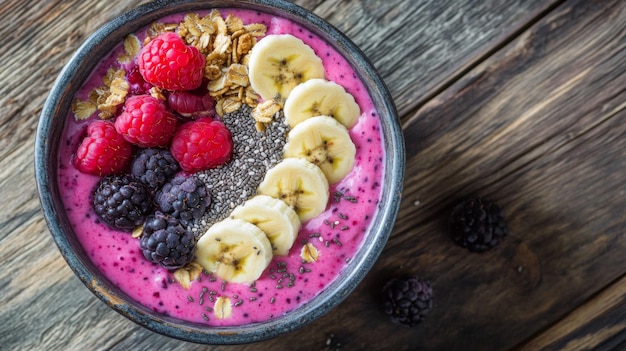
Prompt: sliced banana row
<box><xmin>196</xmin><ymin>34</ymin><xmax>364</xmax><ymax>285</ymax></box>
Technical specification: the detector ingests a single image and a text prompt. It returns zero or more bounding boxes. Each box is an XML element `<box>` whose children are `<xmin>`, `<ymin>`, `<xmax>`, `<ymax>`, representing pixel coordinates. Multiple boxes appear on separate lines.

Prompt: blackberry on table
<box><xmin>156</xmin><ymin>176</ymin><xmax>210</xmax><ymax>227</ymax></box>
<box><xmin>131</xmin><ymin>148</ymin><xmax>179</xmax><ymax>190</ymax></box>
<box><xmin>449</xmin><ymin>198</ymin><xmax>508</xmax><ymax>252</ymax></box>
<box><xmin>140</xmin><ymin>212</ymin><xmax>195</xmax><ymax>269</ymax></box>
<box><xmin>382</xmin><ymin>276</ymin><xmax>433</xmax><ymax>327</ymax></box>
<box><xmin>93</xmin><ymin>174</ymin><xmax>152</xmax><ymax>231</ymax></box>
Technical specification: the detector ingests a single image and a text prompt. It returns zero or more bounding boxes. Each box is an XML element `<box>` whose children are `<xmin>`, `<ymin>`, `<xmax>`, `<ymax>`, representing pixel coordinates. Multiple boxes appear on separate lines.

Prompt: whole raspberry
<box><xmin>449</xmin><ymin>198</ymin><xmax>508</xmax><ymax>252</ymax></box>
<box><xmin>93</xmin><ymin>174</ymin><xmax>153</xmax><ymax>231</ymax></box>
<box><xmin>140</xmin><ymin>212</ymin><xmax>195</xmax><ymax>269</ymax></box>
<box><xmin>73</xmin><ymin>120</ymin><xmax>132</xmax><ymax>176</ymax></box>
<box><xmin>382</xmin><ymin>276</ymin><xmax>433</xmax><ymax>327</ymax></box>
<box><xmin>167</xmin><ymin>84</ymin><xmax>216</xmax><ymax>119</ymax></box>
<box><xmin>138</xmin><ymin>32</ymin><xmax>205</xmax><ymax>91</ymax></box>
<box><xmin>155</xmin><ymin>176</ymin><xmax>210</xmax><ymax>226</ymax></box>
<box><xmin>114</xmin><ymin>95</ymin><xmax>177</xmax><ymax>148</ymax></box>
<box><xmin>131</xmin><ymin>148</ymin><xmax>180</xmax><ymax>190</ymax></box>
<box><xmin>170</xmin><ymin>119</ymin><xmax>233</xmax><ymax>172</ymax></box>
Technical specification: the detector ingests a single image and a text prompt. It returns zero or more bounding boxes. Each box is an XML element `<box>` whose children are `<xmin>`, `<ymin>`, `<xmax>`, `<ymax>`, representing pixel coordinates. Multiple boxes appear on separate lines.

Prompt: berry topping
<box><xmin>156</xmin><ymin>176</ymin><xmax>210</xmax><ymax>226</ymax></box>
<box><xmin>170</xmin><ymin>119</ymin><xmax>233</xmax><ymax>172</ymax></box>
<box><xmin>126</xmin><ymin>65</ymin><xmax>153</xmax><ymax>95</ymax></box>
<box><xmin>73</xmin><ymin>120</ymin><xmax>132</xmax><ymax>176</ymax></box>
<box><xmin>449</xmin><ymin>198</ymin><xmax>508</xmax><ymax>252</ymax></box>
<box><xmin>140</xmin><ymin>211</ymin><xmax>195</xmax><ymax>269</ymax></box>
<box><xmin>131</xmin><ymin>148</ymin><xmax>180</xmax><ymax>190</ymax></box>
<box><xmin>93</xmin><ymin>174</ymin><xmax>153</xmax><ymax>231</ymax></box>
<box><xmin>382</xmin><ymin>276</ymin><xmax>433</xmax><ymax>327</ymax></box>
<box><xmin>114</xmin><ymin>95</ymin><xmax>178</xmax><ymax>148</ymax></box>
<box><xmin>167</xmin><ymin>84</ymin><xmax>216</xmax><ymax>119</ymax></box>
<box><xmin>138</xmin><ymin>32</ymin><xmax>205</xmax><ymax>91</ymax></box>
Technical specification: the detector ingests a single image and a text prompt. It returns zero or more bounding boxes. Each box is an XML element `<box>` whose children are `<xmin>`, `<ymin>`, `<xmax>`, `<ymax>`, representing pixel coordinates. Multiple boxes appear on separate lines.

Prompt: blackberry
<box><xmin>140</xmin><ymin>212</ymin><xmax>195</xmax><ymax>269</ymax></box>
<box><xmin>156</xmin><ymin>176</ymin><xmax>210</xmax><ymax>226</ymax></box>
<box><xmin>131</xmin><ymin>148</ymin><xmax>179</xmax><ymax>190</ymax></box>
<box><xmin>382</xmin><ymin>276</ymin><xmax>433</xmax><ymax>327</ymax></box>
<box><xmin>449</xmin><ymin>198</ymin><xmax>508</xmax><ymax>252</ymax></box>
<box><xmin>93</xmin><ymin>174</ymin><xmax>152</xmax><ymax>231</ymax></box>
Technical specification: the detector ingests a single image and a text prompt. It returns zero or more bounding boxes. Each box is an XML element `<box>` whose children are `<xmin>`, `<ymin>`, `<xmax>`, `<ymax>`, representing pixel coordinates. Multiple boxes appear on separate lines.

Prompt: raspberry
<box><xmin>170</xmin><ymin>119</ymin><xmax>233</xmax><ymax>172</ymax></box>
<box><xmin>449</xmin><ymin>198</ymin><xmax>508</xmax><ymax>252</ymax></box>
<box><xmin>140</xmin><ymin>212</ymin><xmax>195</xmax><ymax>269</ymax></box>
<box><xmin>131</xmin><ymin>148</ymin><xmax>180</xmax><ymax>190</ymax></box>
<box><xmin>114</xmin><ymin>95</ymin><xmax>178</xmax><ymax>148</ymax></box>
<box><xmin>167</xmin><ymin>83</ymin><xmax>216</xmax><ymax>119</ymax></box>
<box><xmin>93</xmin><ymin>174</ymin><xmax>153</xmax><ymax>231</ymax></box>
<box><xmin>155</xmin><ymin>176</ymin><xmax>210</xmax><ymax>226</ymax></box>
<box><xmin>382</xmin><ymin>276</ymin><xmax>433</xmax><ymax>327</ymax></box>
<box><xmin>126</xmin><ymin>65</ymin><xmax>153</xmax><ymax>95</ymax></box>
<box><xmin>138</xmin><ymin>32</ymin><xmax>205</xmax><ymax>91</ymax></box>
<box><xmin>73</xmin><ymin>120</ymin><xmax>132</xmax><ymax>176</ymax></box>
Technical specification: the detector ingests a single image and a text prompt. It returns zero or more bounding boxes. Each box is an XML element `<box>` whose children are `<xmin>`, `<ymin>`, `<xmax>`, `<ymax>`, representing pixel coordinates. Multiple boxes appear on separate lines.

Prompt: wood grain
<box><xmin>393</xmin><ymin>0</ymin><xmax>626</xmax><ymax>349</ymax></box>
<box><xmin>0</xmin><ymin>0</ymin><xmax>624</xmax><ymax>350</ymax></box>
<box><xmin>515</xmin><ymin>274</ymin><xmax>626</xmax><ymax>351</ymax></box>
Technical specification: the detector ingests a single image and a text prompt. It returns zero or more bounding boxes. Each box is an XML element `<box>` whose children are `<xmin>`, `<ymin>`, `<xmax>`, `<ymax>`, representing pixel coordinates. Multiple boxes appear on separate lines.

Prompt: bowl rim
<box><xmin>35</xmin><ymin>0</ymin><xmax>405</xmax><ymax>344</ymax></box>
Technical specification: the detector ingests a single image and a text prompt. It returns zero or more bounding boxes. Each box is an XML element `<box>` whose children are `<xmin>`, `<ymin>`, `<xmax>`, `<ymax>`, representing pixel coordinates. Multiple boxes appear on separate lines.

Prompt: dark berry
<box><xmin>131</xmin><ymin>148</ymin><xmax>180</xmax><ymax>190</ymax></box>
<box><xmin>140</xmin><ymin>212</ymin><xmax>195</xmax><ymax>269</ymax></box>
<box><xmin>156</xmin><ymin>176</ymin><xmax>210</xmax><ymax>226</ymax></box>
<box><xmin>449</xmin><ymin>198</ymin><xmax>508</xmax><ymax>252</ymax></box>
<box><xmin>93</xmin><ymin>174</ymin><xmax>152</xmax><ymax>231</ymax></box>
<box><xmin>382</xmin><ymin>276</ymin><xmax>433</xmax><ymax>327</ymax></box>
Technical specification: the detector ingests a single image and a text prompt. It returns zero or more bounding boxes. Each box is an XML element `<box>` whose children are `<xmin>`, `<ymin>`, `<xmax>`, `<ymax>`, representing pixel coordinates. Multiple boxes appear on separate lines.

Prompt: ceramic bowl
<box><xmin>35</xmin><ymin>0</ymin><xmax>404</xmax><ymax>344</ymax></box>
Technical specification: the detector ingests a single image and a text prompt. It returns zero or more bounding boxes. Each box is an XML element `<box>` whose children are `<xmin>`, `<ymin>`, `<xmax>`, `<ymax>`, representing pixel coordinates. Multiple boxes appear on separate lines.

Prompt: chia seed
<box><xmin>345</xmin><ymin>195</ymin><xmax>358</xmax><ymax>203</ymax></box>
<box><xmin>191</xmin><ymin>105</ymin><xmax>288</xmax><ymax>237</ymax></box>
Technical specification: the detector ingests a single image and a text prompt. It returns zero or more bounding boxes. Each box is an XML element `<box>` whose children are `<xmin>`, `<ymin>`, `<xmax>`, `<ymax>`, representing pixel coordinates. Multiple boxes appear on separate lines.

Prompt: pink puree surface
<box><xmin>57</xmin><ymin>8</ymin><xmax>385</xmax><ymax>326</ymax></box>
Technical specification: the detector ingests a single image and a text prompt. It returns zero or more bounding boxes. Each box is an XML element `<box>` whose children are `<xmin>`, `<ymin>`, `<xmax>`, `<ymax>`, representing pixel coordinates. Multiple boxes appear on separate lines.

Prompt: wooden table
<box><xmin>1</xmin><ymin>0</ymin><xmax>624</xmax><ymax>350</ymax></box>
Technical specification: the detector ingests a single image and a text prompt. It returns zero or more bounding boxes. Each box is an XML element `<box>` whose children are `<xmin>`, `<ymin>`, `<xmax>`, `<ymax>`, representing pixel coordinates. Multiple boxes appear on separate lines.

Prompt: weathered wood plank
<box><xmin>515</xmin><ymin>274</ymin><xmax>626</xmax><ymax>351</ymax></box>
<box><xmin>386</xmin><ymin>0</ymin><xmax>626</xmax><ymax>349</ymax></box>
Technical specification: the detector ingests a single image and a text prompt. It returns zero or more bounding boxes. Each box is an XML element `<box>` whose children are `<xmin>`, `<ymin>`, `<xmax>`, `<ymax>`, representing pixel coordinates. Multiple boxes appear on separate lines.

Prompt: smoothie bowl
<box><xmin>35</xmin><ymin>0</ymin><xmax>404</xmax><ymax>344</ymax></box>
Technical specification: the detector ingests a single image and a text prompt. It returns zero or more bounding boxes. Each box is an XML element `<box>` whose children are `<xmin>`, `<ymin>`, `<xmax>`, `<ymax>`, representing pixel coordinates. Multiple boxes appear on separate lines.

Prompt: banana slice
<box><xmin>248</xmin><ymin>34</ymin><xmax>325</xmax><ymax>101</ymax></box>
<box><xmin>195</xmin><ymin>219</ymin><xmax>273</xmax><ymax>284</ymax></box>
<box><xmin>230</xmin><ymin>195</ymin><xmax>301</xmax><ymax>256</ymax></box>
<box><xmin>258</xmin><ymin>158</ymin><xmax>329</xmax><ymax>222</ymax></box>
<box><xmin>283</xmin><ymin>116</ymin><xmax>356</xmax><ymax>184</ymax></box>
<box><xmin>283</xmin><ymin>78</ymin><xmax>361</xmax><ymax>129</ymax></box>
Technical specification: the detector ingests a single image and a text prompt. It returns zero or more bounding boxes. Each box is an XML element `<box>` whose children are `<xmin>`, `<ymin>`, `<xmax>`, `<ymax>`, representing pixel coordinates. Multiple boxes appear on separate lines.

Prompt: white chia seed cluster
<box><xmin>190</xmin><ymin>105</ymin><xmax>288</xmax><ymax>237</ymax></box>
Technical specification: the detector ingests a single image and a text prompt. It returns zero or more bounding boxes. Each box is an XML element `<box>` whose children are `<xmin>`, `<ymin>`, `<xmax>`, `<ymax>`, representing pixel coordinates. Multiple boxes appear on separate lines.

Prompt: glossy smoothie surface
<box><xmin>57</xmin><ymin>8</ymin><xmax>384</xmax><ymax>326</ymax></box>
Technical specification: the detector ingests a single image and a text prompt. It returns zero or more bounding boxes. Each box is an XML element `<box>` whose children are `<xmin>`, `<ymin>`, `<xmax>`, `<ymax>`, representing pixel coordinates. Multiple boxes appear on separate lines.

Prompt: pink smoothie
<box><xmin>57</xmin><ymin>8</ymin><xmax>384</xmax><ymax>326</ymax></box>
